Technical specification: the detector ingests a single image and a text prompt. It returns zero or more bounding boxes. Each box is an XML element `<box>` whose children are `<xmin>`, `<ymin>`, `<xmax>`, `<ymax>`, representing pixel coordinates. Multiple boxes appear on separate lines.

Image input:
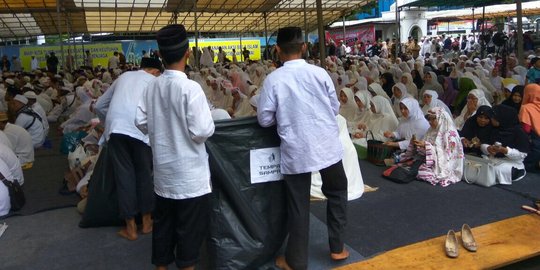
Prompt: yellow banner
<box><xmin>189</xmin><ymin>39</ymin><xmax>261</xmax><ymax>62</ymax></box>
<box><xmin>19</xmin><ymin>43</ymin><xmax>122</xmax><ymax>72</ymax></box>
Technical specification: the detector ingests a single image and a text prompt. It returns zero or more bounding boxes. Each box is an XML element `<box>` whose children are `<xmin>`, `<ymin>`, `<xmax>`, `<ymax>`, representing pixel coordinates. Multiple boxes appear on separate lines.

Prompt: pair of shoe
<box><xmin>445</xmin><ymin>224</ymin><xmax>477</xmax><ymax>258</ymax></box>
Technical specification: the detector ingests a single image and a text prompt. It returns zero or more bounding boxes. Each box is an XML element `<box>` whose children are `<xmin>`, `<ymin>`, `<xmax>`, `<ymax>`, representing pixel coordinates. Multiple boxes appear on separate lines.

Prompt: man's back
<box><xmin>137</xmin><ymin>69</ymin><xmax>214</xmax><ymax>199</ymax></box>
<box><xmin>257</xmin><ymin>59</ymin><xmax>342</xmax><ymax>174</ymax></box>
<box><xmin>96</xmin><ymin>70</ymin><xmax>154</xmax><ymax>144</ymax></box>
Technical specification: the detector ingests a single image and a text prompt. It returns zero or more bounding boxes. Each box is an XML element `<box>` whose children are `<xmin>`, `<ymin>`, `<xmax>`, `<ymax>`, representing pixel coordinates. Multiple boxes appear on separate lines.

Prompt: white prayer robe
<box><xmin>95</xmin><ymin>70</ymin><xmax>154</xmax><ymax>145</ymax></box>
<box><xmin>3</xmin><ymin>123</ymin><xmax>34</xmax><ymax>165</ymax></box>
<box><xmin>0</xmin><ymin>143</ymin><xmax>24</xmax><ymax>185</ymax></box>
<box><xmin>135</xmin><ymin>70</ymin><xmax>215</xmax><ymax>200</ymax></box>
<box><xmin>257</xmin><ymin>59</ymin><xmax>343</xmax><ymax>174</ymax></box>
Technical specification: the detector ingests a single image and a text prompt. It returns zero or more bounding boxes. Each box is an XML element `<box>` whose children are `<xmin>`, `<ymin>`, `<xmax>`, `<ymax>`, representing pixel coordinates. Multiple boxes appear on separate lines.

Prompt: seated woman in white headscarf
<box><xmin>463</xmin><ymin>71</ymin><xmax>494</xmax><ymax>104</ymax></box>
<box><xmin>353</xmin><ymin>96</ymin><xmax>398</xmax><ymax>144</ymax></box>
<box><xmin>335</xmin><ymin>74</ymin><xmax>349</xmax><ymax>94</ymax></box>
<box><xmin>421</xmin><ymin>90</ymin><xmax>451</xmax><ymax>116</ymax></box>
<box><xmin>383</xmin><ymin>97</ymin><xmax>430</xmax><ymax>150</ymax></box>
<box><xmin>454</xmin><ymin>89</ymin><xmax>491</xmax><ymax>130</ymax></box>
<box><xmin>351</xmin><ymin>76</ymin><xmax>368</xmax><ymax>93</ymax></box>
<box><xmin>368</xmin><ymin>82</ymin><xmax>391</xmax><ymax>101</ymax></box>
<box><xmin>227</xmin><ymin>88</ymin><xmax>255</xmax><ymax>118</ymax></box>
<box><xmin>207</xmin><ymin>76</ymin><xmax>225</xmax><ymax>109</ymax></box>
<box><xmin>391</xmin><ymin>83</ymin><xmax>411</xmax><ymax>118</ymax></box>
<box><xmin>251</xmin><ymin>66</ymin><xmax>266</xmax><ymax>87</ymax></box>
<box><xmin>420</xmin><ymin>71</ymin><xmax>443</xmax><ymax>99</ymax></box>
<box><xmin>339</xmin><ymin>87</ymin><xmax>359</xmax><ymax>125</ymax></box>
<box><xmin>400</xmin><ymin>107</ymin><xmax>464</xmax><ymax>187</ymax></box>
<box><xmin>401</xmin><ymin>72</ymin><xmax>418</xmax><ymax>100</ymax></box>
<box><xmin>311</xmin><ymin>114</ymin><xmax>364</xmax><ymax>201</ymax></box>
<box><xmin>353</xmin><ymin>90</ymin><xmax>372</xmax><ymax>126</ymax></box>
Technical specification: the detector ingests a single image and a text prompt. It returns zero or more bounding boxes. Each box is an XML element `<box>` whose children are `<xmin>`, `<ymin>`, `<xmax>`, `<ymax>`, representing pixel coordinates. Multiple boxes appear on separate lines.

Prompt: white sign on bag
<box><xmin>250</xmin><ymin>147</ymin><xmax>283</xmax><ymax>184</ymax></box>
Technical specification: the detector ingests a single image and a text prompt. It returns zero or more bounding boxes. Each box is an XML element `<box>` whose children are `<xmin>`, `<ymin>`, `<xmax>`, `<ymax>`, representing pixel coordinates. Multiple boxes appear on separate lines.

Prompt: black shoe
<box><xmin>511</xmin><ymin>167</ymin><xmax>526</xmax><ymax>181</ymax></box>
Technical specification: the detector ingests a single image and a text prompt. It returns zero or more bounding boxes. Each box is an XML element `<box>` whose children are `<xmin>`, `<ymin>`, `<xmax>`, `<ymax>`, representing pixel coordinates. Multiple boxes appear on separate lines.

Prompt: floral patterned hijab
<box><xmin>423</xmin><ymin>107</ymin><xmax>464</xmax><ymax>186</ymax></box>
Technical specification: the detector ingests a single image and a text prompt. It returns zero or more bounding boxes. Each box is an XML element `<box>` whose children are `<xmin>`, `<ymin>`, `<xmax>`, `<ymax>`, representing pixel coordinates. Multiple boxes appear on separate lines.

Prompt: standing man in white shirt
<box><xmin>30</xmin><ymin>56</ymin><xmax>39</xmax><ymax>71</ymax></box>
<box><xmin>257</xmin><ymin>27</ymin><xmax>349</xmax><ymax>270</ymax></box>
<box><xmin>94</xmin><ymin>57</ymin><xmax>163</xmax><ymax>241</ymax></box>
<box><xmin>108</xmin><ymin>51</ymin><xmax>120</xmax><ymax>70</ymax></box>
<box><xmin>135</xmin><ymin>24</ymin><xmax>215</xmax><ymax>270</ymax></box>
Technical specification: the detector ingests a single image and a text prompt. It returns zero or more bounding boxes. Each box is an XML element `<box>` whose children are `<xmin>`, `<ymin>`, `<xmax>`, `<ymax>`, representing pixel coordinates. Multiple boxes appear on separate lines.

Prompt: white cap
<box><xmin>13</xmin><ymin>94</ymin><xmax>28</xmax><ymax>105</ymax></box>
<box><xmin>23</xmin><ymin>91</ymin><xmax>37</xmax><ymax>99</ymax></box>
<box><xmin>5</xmin><ymin>78</ymin><xmax>15</xmax><ymax>85</ymax></box>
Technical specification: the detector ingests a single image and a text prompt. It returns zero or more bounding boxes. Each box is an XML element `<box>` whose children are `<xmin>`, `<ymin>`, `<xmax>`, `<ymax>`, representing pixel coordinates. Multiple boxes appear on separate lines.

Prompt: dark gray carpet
<box><xmin>0</xmin><ymin>127</ymin><xmax>79</xmax><ymax>219</ymax></box>
<box><xmin>310</xmin><ymin>160</ymin><xmax>540</xmax><ymax>258</ymax></box>
<box><xmin>0</xmin><ymin>207</ymin><xmax>363</xmax><ymax>270</ymax></box>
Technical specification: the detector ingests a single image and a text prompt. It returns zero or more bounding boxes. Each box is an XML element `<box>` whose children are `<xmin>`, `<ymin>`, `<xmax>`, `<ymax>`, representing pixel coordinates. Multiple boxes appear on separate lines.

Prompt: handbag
<box><xmin>382</xmin><ymin>158</ymin><xmax>423</xmax><ymax>184</ymax></box>
<box><xmin>367</xmin><ymin>131</ymin><xmax>395</xmax><ymax>166</ymax></box>
<box><xmin>0</xmin><ymin>172</ymin><xmax>25</xmax><ymax>211</ymax></box>
<box><xmin>463</xmin><ymin>154</ymin><xmax>496</xmax><ymax>187</ymax></box>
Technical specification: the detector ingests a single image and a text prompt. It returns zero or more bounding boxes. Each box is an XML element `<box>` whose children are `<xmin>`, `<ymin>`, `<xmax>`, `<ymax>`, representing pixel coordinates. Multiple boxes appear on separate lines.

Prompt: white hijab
<box><xmin>394</xmin><ymin>97</ymin><xmax>430</xmax><ymax>150</ymax></box>
<box><xmin>365</xmin><ymin>96</ymin><xmax>399</xmax><ymax>142</ymax></box>
<box><xmin>454</xmin><ymin>89</ymin><xmax>491</xmax><ymax>130</ymax></box>
<box><xmin>339</xmin><ymin>87</ymin><xmax>359</xmax><ymax>123</ymax></box>
<box><xmin>421</xmin><ymin>90</ymin><xmax>452</xmax><ymax>116</ymax></box>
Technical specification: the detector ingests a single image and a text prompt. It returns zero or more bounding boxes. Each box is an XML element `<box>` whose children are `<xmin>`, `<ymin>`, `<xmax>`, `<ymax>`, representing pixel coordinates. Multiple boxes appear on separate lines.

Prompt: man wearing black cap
<box><xmin>93</xmin><ymin>57</ymin><xmax>162</xmax><ymax>241</ymax></box>
<box><xmin>135</xmin><ymin>24</ymin><xmax>214</xmax><ymax>270</ymax></box>
<box><xmin>257</xmin><ymin>26</ymin><xmax>349</xmax><ymax>270</ymax></box>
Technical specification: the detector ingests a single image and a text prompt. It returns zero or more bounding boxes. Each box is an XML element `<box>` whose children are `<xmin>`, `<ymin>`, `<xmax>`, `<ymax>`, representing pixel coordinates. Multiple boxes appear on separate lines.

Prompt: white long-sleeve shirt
<box><xmin>95</xmin><ymin>70</ymin><xmax>155</xmax><ymax>145</ymax></box>
<box><xmin>135</xmin><ymin>69</ymin><xmax>215</xmax><ymax>200</ymax></box>
<box><xmin>0</xmin><ymin>159</ymin><xmax>12</xmax><ymax>216</ymax></box>
<box><xmin>257</xmin><ymin>59</ymin><xmax>343</xmax><ymax>174</ymax></box>
<box><xmin>3</xmin><ymin>123</ymin><xmax>34</xmax><ymax>165</ymax></box>
<box><xmin>15</xmin><ymin>108</ymin><xmax>46</xmax><ymax>148</ymax></box>
<box><xmin>0</xmin><ymin>143</ymin><xmax>24</xmax><ymax>185</ymax></box>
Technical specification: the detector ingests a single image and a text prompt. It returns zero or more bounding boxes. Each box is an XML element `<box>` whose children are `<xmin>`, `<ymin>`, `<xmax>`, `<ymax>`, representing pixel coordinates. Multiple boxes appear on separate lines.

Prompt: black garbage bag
<box><xmin>205</xmin><ymin>117</ymin><xmax>287</xmax><ymax>269</ymax></box>
<box><xmin>79</xmin><ymin>144</ymin><xmax>123</xmax><ymax>227</ymax></box>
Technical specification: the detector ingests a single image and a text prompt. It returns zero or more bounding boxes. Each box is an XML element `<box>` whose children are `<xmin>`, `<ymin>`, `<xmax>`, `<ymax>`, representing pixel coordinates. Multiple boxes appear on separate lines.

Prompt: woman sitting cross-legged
<box><xmin>383</xmin><ymin>97</ymin><xmax>429</xmax><ymax>151</ymax></box>
<box><xmin>399</xmin><ymin>107</ymin><xmax>464</xmax><ymax>187</ymax></box>
<box><xmin>478</xmin><ymin>105</ymin><xmax>529</xmax><ymax>184</ymax></box>
<box><xmin>460</xmin><ymin>105</ymin><xmax>495</xmax><ymax>156</ymax></box>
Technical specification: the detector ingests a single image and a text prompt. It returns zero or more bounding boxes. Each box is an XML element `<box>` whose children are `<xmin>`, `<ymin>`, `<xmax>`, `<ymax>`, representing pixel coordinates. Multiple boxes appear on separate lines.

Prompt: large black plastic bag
<box><xmin>79</xmin><ymin>144</ymin><xmax>123</xmax><ymax>227</ymax></box>
<box><xmin>205</xmin><ymin>117</ymin><xmax>287</xmax><ymax>269</ymax></box>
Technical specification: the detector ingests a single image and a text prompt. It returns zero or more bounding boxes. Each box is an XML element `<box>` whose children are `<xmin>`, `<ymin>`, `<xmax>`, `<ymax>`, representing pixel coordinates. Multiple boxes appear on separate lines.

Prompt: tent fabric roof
<box><xmin>400</xmin><ymin>0</ymin><xmax>524</xmax><ymax>8</ymax></box>
<box><xmin>0</xmin><ymin>0</ymin><xmax>371</xmax><ymax>39</ymax></box>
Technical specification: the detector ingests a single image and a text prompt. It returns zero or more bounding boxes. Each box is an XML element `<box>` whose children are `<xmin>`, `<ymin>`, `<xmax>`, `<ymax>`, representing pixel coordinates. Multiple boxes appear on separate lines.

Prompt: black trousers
<box><xmin>108</xmin><ymin>133</ymin><xmax>154</xmax><ymax>219</ymax></box>
<box><xmin>152</xmin><ymin>193</ymin><xmax>210</xmax><ymax>268</ymax></box>
<box><xmin>283</xmin><ymin>160</ymin><xmax>348</xmax><ymax>270</ymax></box>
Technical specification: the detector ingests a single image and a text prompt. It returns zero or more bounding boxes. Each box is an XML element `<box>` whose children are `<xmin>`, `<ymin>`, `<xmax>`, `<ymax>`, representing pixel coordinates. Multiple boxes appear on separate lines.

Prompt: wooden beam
<box><xmin>337</xmin><ymin>215</ymin><xmax>540</xmax><ymax>270</ymax></box>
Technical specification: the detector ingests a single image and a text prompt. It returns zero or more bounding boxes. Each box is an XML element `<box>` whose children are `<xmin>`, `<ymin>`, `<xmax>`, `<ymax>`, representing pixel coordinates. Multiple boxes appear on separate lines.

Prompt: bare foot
<box><xmin>275</xmin><ymin>255</ymin><xmax>293</xmax><ymax>270</ymax></box>
<box><xmin>330</xmin><ymin>248</ymin><xmax>350</xmax><ymax>261</ymax></box>
<box><xmin>142</xmin><ymin>214</ymin><xmax>153</xmax><ymax>234</ymax></box>
<box><xmin>118</xmin><ymin>227</ymin><xmax>138</xmax><ymax>241</ymax></box>
<box><xmin>141</xmin><ymin>224</ymin><xmax>152</xmax><ymax>234</ymax></box>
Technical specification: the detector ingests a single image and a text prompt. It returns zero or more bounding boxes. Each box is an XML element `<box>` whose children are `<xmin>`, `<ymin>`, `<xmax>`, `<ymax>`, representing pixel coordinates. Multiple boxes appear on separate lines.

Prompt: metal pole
<box><xmin>516</xmin><ymin>0</ymin><xmax>525</xmax><ymax>66</ymax></box>
<box><xmin>342</xmin><ymin>15</ymin><xmax>346</xmax><ymax>47</ymax></box>
<box><xmin>264</xmin><ymin>12</ymin><xmax>269</xmax><ymax>60</ymax></box>
<box><xmin>395</xmin><ymin>4</ymin><xmax>399</xmax><ymax>57</ymax></box>
<box><xmin>57</xmin><ymin>0</ymin><xmax>65</xmax><ymax>73</ymax></box>
<box><xmin>471</xmin><ymin>8</ymin><xmax>475</xmax><ymax>41</ymax></box>
<box><xmin>72</xmin><ymin>34</ymin><xmax>78</xmax><ymax>70</ymax></box>
<box><xmin>194</xmin><ymin>9</ymin><xmax>199</xmax><ymax>69</ymax></box>
<box><xmin>303</xmin><ymin>0</ymin><xmax>308</xmax><ymax>44</ymax></box>
<box><xmin>316</xmin><ymin>0</ymin><xmax>325</xmax><ymax>67</ymax></box>
<box><xmin>481</xmin><ymin>6</ymin><xmax>486</xmax><ymax>59</ymax></box>
<box><xmin>240</xmin><ymin>34</ymin><xmax>243</xmax><ymax>62</ymax></box>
